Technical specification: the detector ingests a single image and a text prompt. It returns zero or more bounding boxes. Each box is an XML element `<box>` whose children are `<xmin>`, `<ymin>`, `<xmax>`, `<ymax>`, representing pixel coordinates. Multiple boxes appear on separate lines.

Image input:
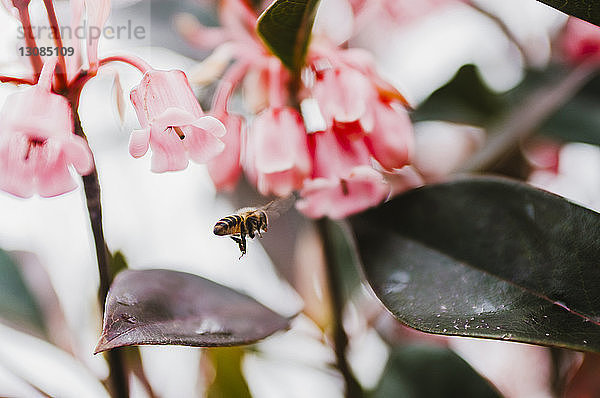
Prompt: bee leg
<box><xmin>238</xmin><ymin>221</ymin><xmax>247</xmax><ymax>257</ymax></box>
<box><xmin>238</xmin><ymin>234</ymin><xmax>247</xmax><ymax>258</ymax></box>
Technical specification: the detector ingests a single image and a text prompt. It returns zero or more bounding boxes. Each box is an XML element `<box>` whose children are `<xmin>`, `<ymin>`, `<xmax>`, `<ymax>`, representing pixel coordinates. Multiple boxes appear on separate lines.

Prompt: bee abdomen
<box><xmin>213</xmin><ymin>215</ymin><xmax>243</xmax><ymax>236</ymax></box>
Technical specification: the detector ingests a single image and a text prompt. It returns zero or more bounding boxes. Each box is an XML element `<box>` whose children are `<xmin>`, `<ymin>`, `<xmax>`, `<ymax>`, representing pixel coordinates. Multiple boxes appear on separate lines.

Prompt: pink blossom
<box><xmin>207</xmin><ymin>112</ymin><xmax>244</xmax><ymax>191</ymax></box>
<box><xmin>0</xmin><ymin>60</ymin><xmax>93</xmax><ymax>198</ymax></box>
<box><xmin>312</xmin><ymin>65</ymin><xmax>374</xmax><ymax>132</ymax></box>
<box><xmin>364</xmin><ymin>102</ymin><xmax>413</xmax><ymax>170</ymax></box>
<box><xmin>562</xmin><ymin>17</ymin><xmax>600</xmax><ymax>65</ymax></box>
<box><xmin>246</xmin><ymin>107</ymin><xmax>311</xmax><ymax>197</ymax></box>
<box><xmin>309</xmin><ymin>128</ymin><xmax>371</xmax><ymax>179</ymax></box>
<box><xmin>296</xmin><ymin>129</ymin><xmax>390</xmax><ymax>218</ymax></box>
<box><xmin>296</xmin><ymin>166</ymin><xmax>389</xmax><ymax>219</ymax></box>
<box><xmin>129</xmin><ymin>69</ymin><xmax>226</xmax><ymax>172</ymax></box>
<box><xmin>176</xmin><ymin>0</ymin><xmax>416</xmax><ymax>219</ymax></box>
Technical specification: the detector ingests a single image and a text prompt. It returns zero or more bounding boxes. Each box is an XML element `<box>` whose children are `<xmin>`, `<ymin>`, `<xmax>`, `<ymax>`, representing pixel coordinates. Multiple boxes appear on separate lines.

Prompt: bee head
<box><xmin>213</xmin><ymin>222</ymin><xmax>228</xmax><ymax>236</ymax></box>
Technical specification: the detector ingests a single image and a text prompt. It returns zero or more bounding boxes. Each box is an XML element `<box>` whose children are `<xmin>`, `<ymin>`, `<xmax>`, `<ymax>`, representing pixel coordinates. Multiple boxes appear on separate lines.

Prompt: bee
<box><xmin>213</xmin><ymin>195</ymin><xmax>295</xmax><ymax>257</ymax></box>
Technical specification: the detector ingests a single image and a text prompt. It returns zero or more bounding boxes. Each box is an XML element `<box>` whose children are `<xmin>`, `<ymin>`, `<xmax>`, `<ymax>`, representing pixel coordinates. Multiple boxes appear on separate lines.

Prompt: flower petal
<box><xmin>191</xmin><ymin>116</ymin><xmax>226</xmax><ymax>138</ymax></box>
<box><xmin>35</xmin><ymin>153</ymin><xmax>78</xmax><ymax>198</ymax></box>
<box><xmin>129</xmin><ymin>127</ymin><xmax>151</xmax><ymax>158</ymax></box>
<box><xmin>207</xmin><ymin>114</ymin><xmax>243</xmax><ymax>191</ymax></box>
<box><xmin>297</xmin><ymin>166</ymin><xmax>389</xmax><ymax>219</ymax></box>
<box><xmin>149</xmin><ymin>126</ymin><xmax>189</xmax><ymax>173</ymax></box>
<box><xmin>0</xmin><ymin>135</ymin><xmax>35</xmax><ymax>198</ymax></box>
<box><xmin>64</xmin><ymin>136</ymin><xmax>94</xmax><ymax>175</ymax></box>
<box><xmin>253</xmin><ymin>108</ymin><xmax>311</xmax><ymax>174</ymax></box>
<box><xmin>365</xmin><ymin>103</ymin><xmax>413</xmax><ymax>170</ymax></box>
<box><xmin>130</xmin><ymin>69</ymin><xmax>203</xmax><ymax>129</ymax></box>
<box><xmin>185</xmin><ymin>124</ymin><xmax>225</xmax><ymax>164</ymax></box>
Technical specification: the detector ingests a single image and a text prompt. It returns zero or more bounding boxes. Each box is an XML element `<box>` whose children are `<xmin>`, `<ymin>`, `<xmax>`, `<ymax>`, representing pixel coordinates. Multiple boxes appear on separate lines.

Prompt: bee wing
<box><xmin>260</xmin><ymin>194</ymin><xmax>296</xmax><ymax>222</ymax></box>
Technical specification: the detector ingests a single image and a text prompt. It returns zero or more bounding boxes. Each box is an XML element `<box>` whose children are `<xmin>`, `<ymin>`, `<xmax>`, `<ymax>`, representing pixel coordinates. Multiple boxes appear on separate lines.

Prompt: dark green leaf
<box><xmin>375</xmin><ymin>345</ymin><xmax>500</xmax><ymax>398</ymax></box>
<box><xmin>0</xmin><ymin>249</ymin><xmax>44</xmax><ymax>335</ymax></box>
<box><xmin>320</xmin><ymin>220</ymin><xmax>362</xmax><ymax>300</ymax></box>
<box><xmin>413</xmin><ymin>65</ymin><xmax>503</xmax><ymax>126</ymax></box>
<box><xmin>541</xmin><ymin>74</ymin><xmax>600</xmax><ymax>146</ymax></box>
<box><xmin>256</xmin><ymin>0</ymin><xmax>321</xmax><ymax>72</ymax></box>
<box><xmin>350</xmin><ymin>176</ymin><xmax>600</xmax><ymax>352</ymax></box>
<box><xmin>536</xmin><ymin>0</ymin><xmax>600</xmax><ymax>27</ymax></box>
<box><xmin>95</xmin><ymin>269</ymin><xmax>291</xmax><ymax>353</ymax></box>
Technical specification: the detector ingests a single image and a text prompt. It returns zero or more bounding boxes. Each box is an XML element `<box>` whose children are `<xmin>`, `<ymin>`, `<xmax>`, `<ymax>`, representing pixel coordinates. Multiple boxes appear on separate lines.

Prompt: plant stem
<box><xmin>316</xmin><ymin>218</ymin><xmax>364</xmax><ymax>398</ymax></box>
<box><xmin>459</xmin><ymin>61</ymin><xmax>599</xmax><ymax>173</ymax></box>
<box><xmin>0</xmin><ymin>75</ymin><xmax>35</xmax><ymax>85</ymax></box>
<box><xmin>72</xmin><ymin>111</ymin><xmax>129</xmax><ymax>398</ymax></box>
<box><xmin>42</xmin><ymin>0</ymin><xmax>68</xmax><ymax>90</ymax></box>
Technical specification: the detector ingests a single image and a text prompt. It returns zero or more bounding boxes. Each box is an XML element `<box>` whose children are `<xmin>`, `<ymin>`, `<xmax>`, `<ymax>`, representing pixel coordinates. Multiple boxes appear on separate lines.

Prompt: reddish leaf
<box><xmin>95</xmin><ymin>269</ymin><xmax>291</xmax><ymax>353</ymax></box>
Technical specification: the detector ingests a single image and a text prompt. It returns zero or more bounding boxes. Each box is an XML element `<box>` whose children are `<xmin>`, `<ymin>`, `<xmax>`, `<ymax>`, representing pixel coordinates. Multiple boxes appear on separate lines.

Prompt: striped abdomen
<box><xmin>213</xmin><ymin>214</ymin><xmax>243</xmax><ymax>236</ymax></box>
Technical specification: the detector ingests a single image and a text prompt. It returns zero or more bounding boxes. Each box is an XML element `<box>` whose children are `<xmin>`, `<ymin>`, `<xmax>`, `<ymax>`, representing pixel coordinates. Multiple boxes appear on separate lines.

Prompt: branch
<box><xmin>316</xmin><ymin>218</ymin><xmax>364</xmax><ymax>398</ymax></box>
<box><xmin>72</xmin><ymin>110</ymin><xmax>129</xmax><ymax>398</ymax></box>
<box><xmin>459</xmin><ymin>61</ymin><xmax>600</xmax><ymax>173</ymax></box>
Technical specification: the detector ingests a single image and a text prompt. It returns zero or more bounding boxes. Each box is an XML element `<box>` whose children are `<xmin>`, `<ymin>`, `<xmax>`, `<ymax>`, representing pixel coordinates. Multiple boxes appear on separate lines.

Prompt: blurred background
<box><xmin>0</xmin><ymin>0</ymin><xmax>598</xmax><ymax>396</ymax></box>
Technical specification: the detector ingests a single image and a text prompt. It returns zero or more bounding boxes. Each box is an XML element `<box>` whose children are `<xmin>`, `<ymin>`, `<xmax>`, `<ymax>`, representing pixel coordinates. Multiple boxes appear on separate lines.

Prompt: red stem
<box><xmin>16</xmin><ymin>5</ymin><xmax>44</xmax><ymax>80</ymax></box>
<box><xmin>67</xmin><ymin>54</ymin><xmax>150</xmax><ymax>109</ymax></box>
<box><xmin>42</xmin><ymin>0</ymin><xmax>68</xmax><ymax>90</ymax></box>
<box><xmin>99</xmin><ymin>55</ymin><xmax>152</xmax><ymax>74</ymax></box>
<box><xmin>211</xmin><ymin>61</ymin><xmax>250</xmax><ymax>114</ymax></box>
<box><xmin>0</xmin><ymin>75</ymin><xmax>35</xmax><ymax>85</ymax></box>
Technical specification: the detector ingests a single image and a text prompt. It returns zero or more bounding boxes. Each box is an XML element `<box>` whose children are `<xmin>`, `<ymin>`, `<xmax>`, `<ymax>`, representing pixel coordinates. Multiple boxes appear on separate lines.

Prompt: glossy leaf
<box><xmin>0</xmin><ymin>249</ymin><xmax>44</xmax><ymax>335</ymax></box>
<box><xmin>256</xmin><ymin>0</ymin><xmax>321</xmax><ymax>72</ymax></box>
<box><xmin>375</xmin><ymin>346</ymin><xmax>500</xmax><ymax>398</ymax></box>
<box><xmin>536</xmin><ymin>0</ymin><xmax>600</xmax><ymax>26</ymax></box>
<box><xmin>350</xmin><ymin>176</ymin><xmax>600</xmax><ymax>352</ymax></box>
<box><xmin>95</xmin><ymin>269</ymin><xmax>290</xmax><ymax>353</ymax></box>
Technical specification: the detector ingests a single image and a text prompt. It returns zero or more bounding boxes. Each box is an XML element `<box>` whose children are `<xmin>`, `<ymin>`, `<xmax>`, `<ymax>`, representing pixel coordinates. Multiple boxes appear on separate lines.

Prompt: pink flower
<box><xmin>364</xmin><ymin>102</ymin><xmax>413</xmax><ymax>170</ymax></box>
<box><xmin>309</xmin><ymin>128</ymin><xmax>371</xmax><ymax>179</ymax></box>
<box><xmin>129</xmin><ymin>69</ymin><xmax>226</xmax><ymax>172</ymax></box>
<box><xmin>312</xmin><ymin>65</ymin><xmax>374</xmax><ymax>134</ymax></box>
<box><xmin>296</xmin><ymin>166</ymin><xmax>390</xmax><ymax>219</ymax></box>
<box><xmin>296</xmin><ymin>129</ymin><xmax>390</xmax><ymax>219</ymax></box>
<box><xmin>246</xmin><ymin>107</ymin><xmax>311</xmax><ymax>197</ymax></box>
<box><xmin>0</xmin><ymin>60</ymin><xmax>93</xmax><ymax>198</ymax></box>
<box><xmin>207</xmin><ymin>112</ymin><xmax>244</xmax><ymax>191</ymax></box>
<box><xmin>562</xmin><ymin>17</ymin><xmax>600</xmax><ymax>65</ymax></box>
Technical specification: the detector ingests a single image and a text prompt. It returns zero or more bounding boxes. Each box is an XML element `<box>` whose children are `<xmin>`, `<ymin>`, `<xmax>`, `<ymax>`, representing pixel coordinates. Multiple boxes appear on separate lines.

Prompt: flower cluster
<box><xmin>0</xmin><ymin>0</ymin><xmax>224</xmax><ymax>197</ymax></box>
<box><xmin>0</xmin><ymin>0</ymin><xmax>416</xmax><ymax>219</ymax></box>
<box><xmin>0</xmin><ymin>59</ymin><xmax>93</xmax><ymax>198</ymax></box>
<box><xmin>179</xmin><ymin>0</ymin><xmax>415</xmax><ymax>219</ymax></box>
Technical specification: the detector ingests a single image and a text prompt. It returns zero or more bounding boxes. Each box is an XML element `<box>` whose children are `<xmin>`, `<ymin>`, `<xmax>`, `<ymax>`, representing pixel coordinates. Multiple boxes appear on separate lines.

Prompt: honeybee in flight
<box><xmin>213</xmin><ymin>195</ymin><xmax>295</xmax><ymax>257</ymax></box>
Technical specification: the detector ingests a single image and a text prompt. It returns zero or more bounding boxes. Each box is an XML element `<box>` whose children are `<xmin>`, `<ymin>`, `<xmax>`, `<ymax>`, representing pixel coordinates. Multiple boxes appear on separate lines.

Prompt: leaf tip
<box><xmin>94</xmin><ymin>334</ymin><xmax>111</xmax><ymax>354</ymax></box>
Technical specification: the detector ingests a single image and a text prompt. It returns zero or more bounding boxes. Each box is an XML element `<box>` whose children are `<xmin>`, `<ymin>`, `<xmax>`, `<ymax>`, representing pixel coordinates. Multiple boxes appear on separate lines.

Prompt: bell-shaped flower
<box><xmin>0</xmin><ymin>60</ymin><xmax>93</xmax><ymax>198</ymax></box>
<box><xmin>207</xmin><ymin>112</ymin><xmax>244</xmax><ymax>191</ymax></box>
<box><xmin>296</xmin><ymin>129</ymin><xmax>389</xmax><ymax>219</ymax></box>
<box><xmin>246</xmin><ymin>107</ymin><xmax>311</xmax><ymax>197</ymax></box>
<box><xmin>312</xmin><ymin>65</ymin><xmax>374</xmax><ymax>135</ymax></box>
<box><xmin>309</xmin><ymin>129</ymin><xmax>371</xmax><ymax>179</ymax></box>
<box><xmin>296</xmin><ymin>166</ymin><xmax>389</xmax><ymax>219</ymax></box>
<box><xmin>129</xmin><ymin>69</ymin><xmax>226</xmax><ymax>173</ymax></box>
<box><xmin>364</xmin><ymin>101</ymin><xmax>413</xmax><ymax>170</ymax></box>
